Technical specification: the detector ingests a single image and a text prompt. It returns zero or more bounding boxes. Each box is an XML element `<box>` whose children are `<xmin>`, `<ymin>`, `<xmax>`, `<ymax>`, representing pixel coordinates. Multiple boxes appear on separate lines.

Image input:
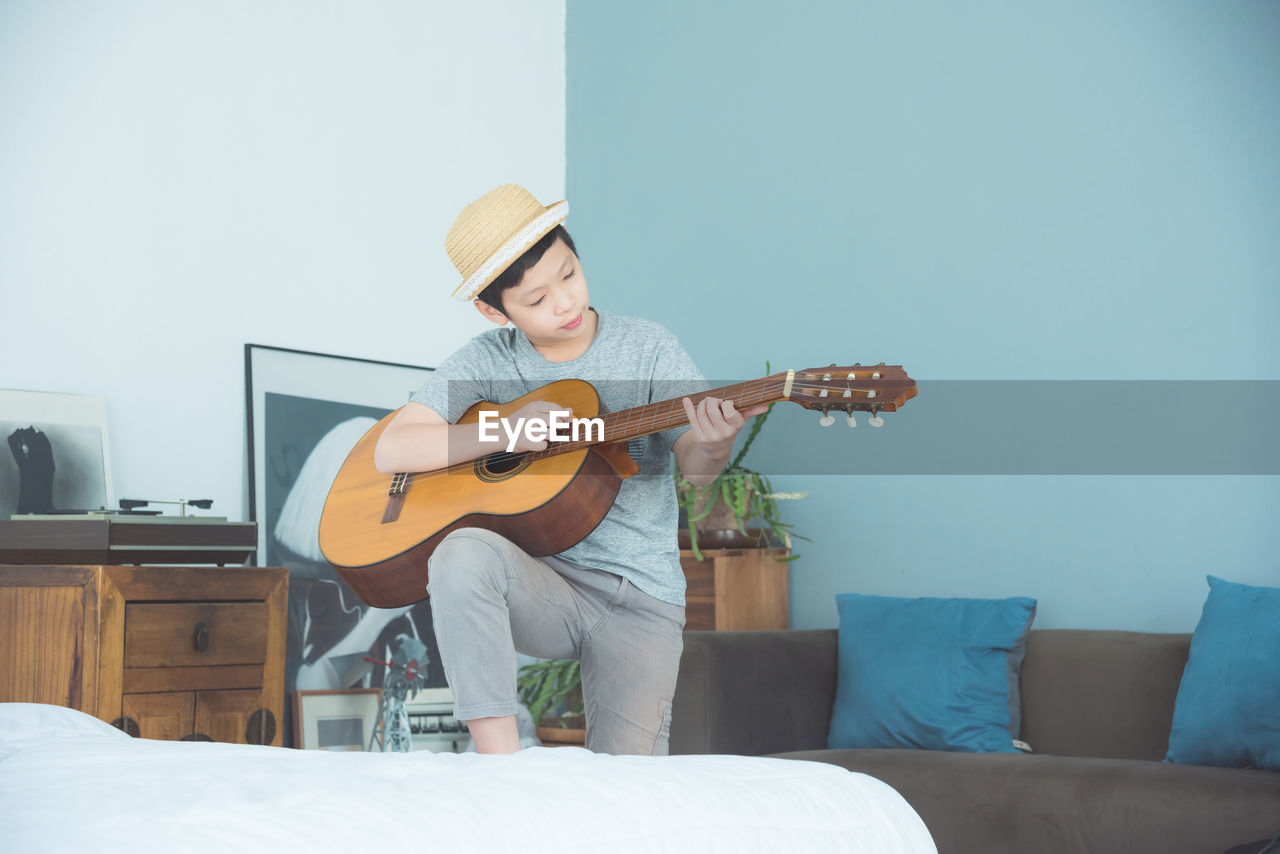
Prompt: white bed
<box><xmin>0</xmin><ymin>703</ymin><xmax>936</xmax><ymax>853</ymax></box>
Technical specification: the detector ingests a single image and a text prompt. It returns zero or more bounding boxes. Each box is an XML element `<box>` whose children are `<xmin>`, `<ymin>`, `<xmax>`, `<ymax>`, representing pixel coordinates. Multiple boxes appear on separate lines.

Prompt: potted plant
<box><xmin>674</xmin><ymin>383</ymin><xmax>810</xmax><ymax>561</ymax></box>
<box><xmin>516</xmin><ymin>657</ymin><xmax>585</xmax><ymax>746</ymax></box>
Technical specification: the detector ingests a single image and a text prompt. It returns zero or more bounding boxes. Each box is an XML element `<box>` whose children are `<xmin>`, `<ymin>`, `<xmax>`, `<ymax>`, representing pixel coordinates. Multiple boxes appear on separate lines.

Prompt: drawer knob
<box><xmin>246</xmin><ymin>709</ymin><xmax>277</xmax><ymax>745</ymax></box>
<box><xmin>111</xmin><ymin>716</ymin><xmax>141</xmax><ymax>738</ymax></box>
<box><xmin>193</xmin><ymin>621</ymin><xmax>210</xmax><ymax>652</ymax></box>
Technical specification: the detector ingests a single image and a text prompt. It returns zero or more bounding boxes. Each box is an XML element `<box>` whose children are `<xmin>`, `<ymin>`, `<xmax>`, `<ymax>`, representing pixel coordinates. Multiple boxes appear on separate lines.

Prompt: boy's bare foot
<box><xmin>468</xmin><ymin>714</ymin><xmax>521</xmax><ymax>754</ymax></box>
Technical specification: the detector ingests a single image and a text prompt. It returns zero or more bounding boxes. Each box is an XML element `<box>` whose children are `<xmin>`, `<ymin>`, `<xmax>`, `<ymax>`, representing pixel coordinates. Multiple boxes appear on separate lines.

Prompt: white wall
<box><xmin>0</xmin><ymin>0</ymin><xmax>566</xmax><ymax>520</ymax></box>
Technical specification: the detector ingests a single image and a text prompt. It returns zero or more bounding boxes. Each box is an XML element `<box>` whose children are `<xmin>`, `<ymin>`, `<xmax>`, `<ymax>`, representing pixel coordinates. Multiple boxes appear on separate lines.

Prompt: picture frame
<box><xmin>243</xmin><ymin>344</ymin><xmax>434</xmax><ymax>569</ymax></box>
<box><xmin>292</xmin><ymin>688</ymin><xmax>382</xmax><ymax>751</ymax></box>
<box><xmin>0</xmin><ymin>388</ymin><xmax>115</xmax><ymax>519</ymax></box>
<box><xmin>243</xmin><ymin>344</ymin><xmax>448</xmax><ymax>750</ymax></box>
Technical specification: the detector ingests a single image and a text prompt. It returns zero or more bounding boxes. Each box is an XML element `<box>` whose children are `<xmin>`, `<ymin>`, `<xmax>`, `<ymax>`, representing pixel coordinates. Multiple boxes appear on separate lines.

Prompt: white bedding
<box><xmin>0</xmin><ymin>703</ymin><xmax>936</xmax><ymax>853</ymax></box>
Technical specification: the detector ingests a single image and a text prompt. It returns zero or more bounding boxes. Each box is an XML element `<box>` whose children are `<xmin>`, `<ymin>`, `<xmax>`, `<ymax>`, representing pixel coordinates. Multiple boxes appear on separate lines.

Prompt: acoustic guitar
<box><xmin>318</xmin><ymin>365</ymin><xmax>916</xmax><ymax>608</ymax></box>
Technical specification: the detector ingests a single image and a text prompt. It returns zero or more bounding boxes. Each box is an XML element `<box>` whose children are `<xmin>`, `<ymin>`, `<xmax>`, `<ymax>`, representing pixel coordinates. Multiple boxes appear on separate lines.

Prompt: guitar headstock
<box><xmin>785</xmin><ymin>364</ymin><xmax>917</xmax><ymax>426</ymax></box>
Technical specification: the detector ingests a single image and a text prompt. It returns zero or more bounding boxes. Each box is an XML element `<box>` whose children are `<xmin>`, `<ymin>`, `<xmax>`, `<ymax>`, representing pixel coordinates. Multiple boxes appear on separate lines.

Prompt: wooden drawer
<box><xmin>124</xmin><ymin>602</ymin><xmax>268</xmax><ymax>668</ymax></box>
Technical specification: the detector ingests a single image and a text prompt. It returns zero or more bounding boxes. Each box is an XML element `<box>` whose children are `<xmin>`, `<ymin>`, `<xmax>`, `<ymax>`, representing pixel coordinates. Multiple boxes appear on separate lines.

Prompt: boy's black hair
<box><xmin>475</xmin><ymin>225</ymin><xmax>578</xmax><ymax>313</ymax></box>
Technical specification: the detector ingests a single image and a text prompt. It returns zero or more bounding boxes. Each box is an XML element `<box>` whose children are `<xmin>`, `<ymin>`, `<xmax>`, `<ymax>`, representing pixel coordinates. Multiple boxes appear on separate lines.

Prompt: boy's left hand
<box><xmin>680</xmin><ymin>396</ymin><xmax>770</xmax><ymax>459</ymax></box>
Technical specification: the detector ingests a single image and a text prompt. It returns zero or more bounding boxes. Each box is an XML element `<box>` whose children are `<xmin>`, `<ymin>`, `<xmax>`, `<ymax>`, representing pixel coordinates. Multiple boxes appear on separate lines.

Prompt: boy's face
<box><xmin>475</xmin><ymin>236</ymin><xmax>592</xmax><ymax>349</ymax></box>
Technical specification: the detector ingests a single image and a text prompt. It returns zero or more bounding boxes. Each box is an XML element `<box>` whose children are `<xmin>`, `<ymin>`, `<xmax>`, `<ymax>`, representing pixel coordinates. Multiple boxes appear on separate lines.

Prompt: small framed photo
<box><xmin>293</xmin><ymin>689</ymin><xmax>382</xmax><ymax>751</ymax></box>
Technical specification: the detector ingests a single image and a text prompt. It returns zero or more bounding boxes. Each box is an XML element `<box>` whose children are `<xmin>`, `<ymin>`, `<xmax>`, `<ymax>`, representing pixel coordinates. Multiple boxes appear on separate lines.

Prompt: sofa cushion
<box><xmin>828</xmin><ymin>593</ymin><xmax>1036</xmax><ymax>753</ymax></box>
<box><xmin>1020</xmin><ymin>629</ymin><xmax>1189</xmax><ymax>760</ymax></box>
<box><xmin>776</xmin><ymin>748</ymin><xmax>1280</xmax><ymax>854</ymax></box>
<box><xmin>1166</xmin><ymin>575</ymin><xmax>1280</xmax><ymax>771</ymax></box>
<box><xmin>670</xmin><ymin>629</ymin><xmax>838</xmax><ymax>756</ymax></box>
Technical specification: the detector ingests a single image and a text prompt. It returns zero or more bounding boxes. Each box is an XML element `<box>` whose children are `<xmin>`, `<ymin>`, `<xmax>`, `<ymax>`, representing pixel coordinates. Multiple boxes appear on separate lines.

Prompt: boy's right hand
<box><xmin>499</xmin><ymin>400</ymin><xmax>573</xmax><ymax>452</ymax></box>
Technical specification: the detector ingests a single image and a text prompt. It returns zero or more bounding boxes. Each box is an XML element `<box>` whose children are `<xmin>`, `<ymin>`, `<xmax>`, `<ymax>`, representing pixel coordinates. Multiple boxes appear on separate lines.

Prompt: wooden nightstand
<box><xmin>680</xmin><ymin>546</ymin><xmax>790</xmax><ymax>631</ymax></box>
<box><xmin>0</xmin><ymin>564</ymin><xmax>287</xmax><ymax>745</ymax></box>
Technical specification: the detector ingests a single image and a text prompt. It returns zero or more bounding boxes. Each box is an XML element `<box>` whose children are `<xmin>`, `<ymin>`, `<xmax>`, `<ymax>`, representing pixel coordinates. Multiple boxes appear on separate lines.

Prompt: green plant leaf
<box><xmin>516</xmin><ymin>658</ymin><xmax>586</xmax><ymax>725</ymax></box>
<box><xmin>690</xmin><ymin>528</ymin><xmax>705</xmax><ymax>560</ymax></box>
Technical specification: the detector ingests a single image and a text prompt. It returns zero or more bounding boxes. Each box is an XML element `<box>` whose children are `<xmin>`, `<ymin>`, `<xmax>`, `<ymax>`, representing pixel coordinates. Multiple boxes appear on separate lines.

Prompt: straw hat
<box><xmin>445</xmin><ymin>184</ymin><xmax>569</xmax><ymax>301</ymax></box>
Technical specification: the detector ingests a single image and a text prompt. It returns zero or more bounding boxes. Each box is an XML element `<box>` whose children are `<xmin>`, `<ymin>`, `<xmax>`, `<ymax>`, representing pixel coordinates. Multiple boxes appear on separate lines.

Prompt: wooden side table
<box><xmin>0</xmin><ymin>564</ymin><xmax>287</xmax><ymax>745</ymax></box>
<box><xmin>536</xmin><ymin>726</ymin><xmax>588</xmax><ymax>748</ymax></box>
<box><xmin>680</xmin><ymin>546</ymin><xmax>790</xmax><ymax>631</ymax></box>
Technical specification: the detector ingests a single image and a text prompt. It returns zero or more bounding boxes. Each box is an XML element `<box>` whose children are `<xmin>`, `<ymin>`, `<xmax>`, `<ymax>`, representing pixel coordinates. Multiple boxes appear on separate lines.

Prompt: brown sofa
<box><xmin>670</xmin><ymin>628</ymin><xmax>1280</xmax><ymax>854</ymax></box>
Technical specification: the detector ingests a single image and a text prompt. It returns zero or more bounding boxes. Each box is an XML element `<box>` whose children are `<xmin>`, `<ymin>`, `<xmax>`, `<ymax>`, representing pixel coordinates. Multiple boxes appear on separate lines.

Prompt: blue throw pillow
<box><xmin>1165</xmin><ymin>575</ymin><xmax>1280</xmax><ymax>770</ymax></box>
<box><xmin>828</xmin><ymin>593</ymin><xmax>1037</xmax><ymax>753</ymax></box>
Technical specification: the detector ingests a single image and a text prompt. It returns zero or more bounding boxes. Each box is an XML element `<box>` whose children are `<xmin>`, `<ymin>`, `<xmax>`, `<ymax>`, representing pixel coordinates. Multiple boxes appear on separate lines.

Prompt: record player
<box><xmin>1</xmin><ymin>499</ymin><xmax>257</xmax><ymax>566</ymax></box>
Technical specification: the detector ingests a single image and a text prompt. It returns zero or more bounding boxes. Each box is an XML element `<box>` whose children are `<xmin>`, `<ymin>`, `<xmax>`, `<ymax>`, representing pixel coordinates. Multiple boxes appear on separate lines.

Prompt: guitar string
<box><xmin>382</xmin><ymin>378</ymin><xmax>906</xmax><ymax>492</ymax></box>
<box><xmin>378</xmin><ymin>377</ymin><xmax>907</xmax><ymax>494</ymax></box>
<box><xmin>383</xmin><ymin>375</ymin><xmax>805</xmax><ymax>489</ymax></box>
<box><xmin>384</xmin><ymin>376</ymin><xmax>906</xmax><ymax>491</ymax></box>
<box><xmin>386</xmin><ymin>376</ymin><xmax>783</xmax><ymax>488</ymax></box>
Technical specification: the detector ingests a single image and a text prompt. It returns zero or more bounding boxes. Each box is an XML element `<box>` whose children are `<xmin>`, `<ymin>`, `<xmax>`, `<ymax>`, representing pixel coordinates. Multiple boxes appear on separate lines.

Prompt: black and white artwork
<box><xmin>244</xmin><ymin>345</ymin><xmax>446</xmax><ymax>749</ymax></box>
<box><xmin>0</xmin><ymin>390</ymin><xmax>114</xmax><ymax>519</ymax></box>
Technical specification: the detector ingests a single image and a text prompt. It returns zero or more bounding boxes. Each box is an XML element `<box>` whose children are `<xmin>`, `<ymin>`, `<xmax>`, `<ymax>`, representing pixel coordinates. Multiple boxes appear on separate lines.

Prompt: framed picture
<box><xmin>243</xmin><ymin>345</ymin><xmax>451</xmax><ymax>750</ymax></box>
<box><xmin>0</xmin><ymin>389</ymin><xmax>114</xmax><ymax>519</ymax></box>
<box><xmin>293</xmin><ymin>689</ymin><xmax>382</xmax><ymax>751</ymax></box>
<box><xmin>244</xmin><ymin>344</ymin><xmax>434</xmax><ymax>568</ymax></box>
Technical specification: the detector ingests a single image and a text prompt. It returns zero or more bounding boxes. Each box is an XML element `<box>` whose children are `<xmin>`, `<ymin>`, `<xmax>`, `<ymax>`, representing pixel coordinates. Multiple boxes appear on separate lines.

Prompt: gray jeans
<box><xmin>426</xmin><ymin>527</ymin><xmax>686</xmax><ymax>755</ymax></box>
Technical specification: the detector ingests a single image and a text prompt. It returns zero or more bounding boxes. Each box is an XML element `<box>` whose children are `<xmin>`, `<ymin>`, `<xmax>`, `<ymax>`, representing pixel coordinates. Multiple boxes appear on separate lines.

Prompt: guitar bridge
<box><xmin>381</xmin><ymin>473</ymin><xmax>408</xmax><ymax>524</ymax></box>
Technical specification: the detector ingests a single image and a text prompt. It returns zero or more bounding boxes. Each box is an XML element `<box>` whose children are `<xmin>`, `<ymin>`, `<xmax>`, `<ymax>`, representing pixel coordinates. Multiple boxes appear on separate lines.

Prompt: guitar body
<box><xmin>318</xmin><ymin>379</ymin><xmax>638</xmax><ymax>608</ymax></box>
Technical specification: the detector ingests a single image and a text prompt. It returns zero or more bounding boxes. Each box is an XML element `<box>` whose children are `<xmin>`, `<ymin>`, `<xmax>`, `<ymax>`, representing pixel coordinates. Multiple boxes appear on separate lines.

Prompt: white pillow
<box><xmin>0</xmin><ymin>703</ymin><xmax>131</xmax><ymax>740</ymax></box>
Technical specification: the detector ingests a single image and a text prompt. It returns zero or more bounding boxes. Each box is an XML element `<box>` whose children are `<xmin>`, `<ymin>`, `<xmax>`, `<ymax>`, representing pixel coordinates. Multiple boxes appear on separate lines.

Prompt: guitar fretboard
<box><xmin>523</xmin><ymin>372</ymin><xmax>791</xmax><ymax>460</ymax></box>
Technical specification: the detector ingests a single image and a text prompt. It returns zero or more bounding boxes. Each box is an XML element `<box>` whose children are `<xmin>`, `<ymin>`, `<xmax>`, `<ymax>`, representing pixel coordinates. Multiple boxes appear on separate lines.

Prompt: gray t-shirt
<box><xmin>408</xmin><ymin>306</ymin><xmax>708</xmax><ymax>606</ymax></box>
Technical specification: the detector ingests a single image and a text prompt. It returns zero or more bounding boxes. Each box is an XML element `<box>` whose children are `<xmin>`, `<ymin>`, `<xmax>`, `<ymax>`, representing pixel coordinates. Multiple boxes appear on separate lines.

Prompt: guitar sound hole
<box><xmin>475</xmin><ymin>453</ymin><xmax>531</xmax><ymax>482</ymax></box>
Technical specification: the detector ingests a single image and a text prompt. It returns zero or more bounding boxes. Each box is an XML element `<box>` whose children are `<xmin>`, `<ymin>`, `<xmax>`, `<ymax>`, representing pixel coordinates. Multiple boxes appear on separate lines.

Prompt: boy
<box><xmin>373</xmin><ymin>184</ymin><xmax>765</xmax><ymax>755</ymax></box>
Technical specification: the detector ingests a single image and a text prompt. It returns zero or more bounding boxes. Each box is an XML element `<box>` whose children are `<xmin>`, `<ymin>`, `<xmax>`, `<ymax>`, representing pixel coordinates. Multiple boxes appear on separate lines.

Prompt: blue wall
<box><xmin>566</xmin><ymin>1</ymin><xmax>1280</xmax><ymax>631</ymax></box>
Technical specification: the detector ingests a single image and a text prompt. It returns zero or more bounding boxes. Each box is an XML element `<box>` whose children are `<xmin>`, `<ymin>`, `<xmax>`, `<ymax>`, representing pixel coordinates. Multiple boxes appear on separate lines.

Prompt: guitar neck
<box><xmin>527</xmin><ymin>371</ymin><xmax>795</xmax><ymax>459</ymax></box>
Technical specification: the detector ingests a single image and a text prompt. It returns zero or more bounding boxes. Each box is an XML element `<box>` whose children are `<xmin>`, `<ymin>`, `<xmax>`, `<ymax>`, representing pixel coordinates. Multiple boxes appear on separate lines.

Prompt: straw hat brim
<box><xmin>451</xmin><ymin>200</ymin><xmax>570</xmax><ymax>301</ymax></box>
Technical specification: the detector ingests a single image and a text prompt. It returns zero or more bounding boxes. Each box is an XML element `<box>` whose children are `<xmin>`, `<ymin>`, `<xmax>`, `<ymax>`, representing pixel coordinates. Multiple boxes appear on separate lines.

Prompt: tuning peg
<box><xmin>819</xmin><ymin>413</ymin><xmax>836</xmax><ymax>427</ymax></box>
<box><xmin>846</xmin><ymin>413</ymin><xmax>857</xmax><ymax>428</ymax></box>
<box><xmin>868</xmin><ymin>413</ymin><xmax>884</xmax><ymax>427</ymax></box>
